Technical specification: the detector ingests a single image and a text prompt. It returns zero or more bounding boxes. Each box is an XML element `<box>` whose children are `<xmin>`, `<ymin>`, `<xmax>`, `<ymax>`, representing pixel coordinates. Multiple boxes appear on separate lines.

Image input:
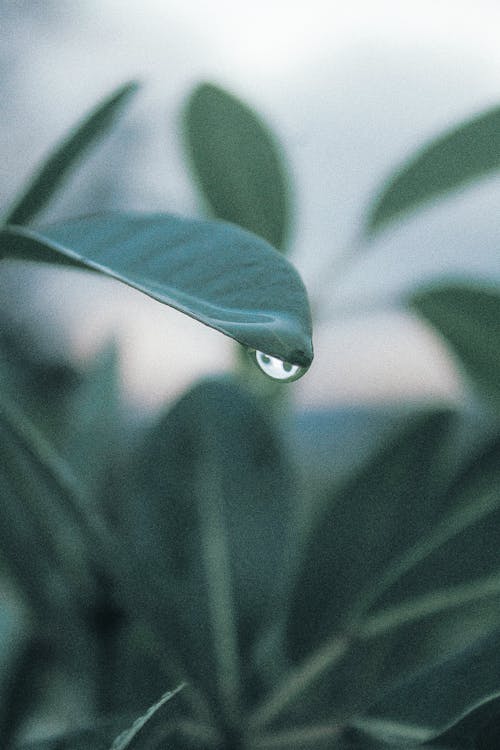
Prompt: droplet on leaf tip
<box><xmin>253</xmin><ymin>350</ymin><xmax>308</xmax><ymax>382</ymax></box>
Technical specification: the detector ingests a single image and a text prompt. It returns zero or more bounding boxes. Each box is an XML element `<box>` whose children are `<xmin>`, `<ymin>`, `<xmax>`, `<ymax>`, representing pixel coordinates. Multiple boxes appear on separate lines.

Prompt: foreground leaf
<box><xmin>410</xmin><ymin>283</ymin><xmax>500</xmax><ymax>411</ymax></box>
<box><xmin>0</xmin><ymin>212</ymin><xmax>313</xmax><ymax>367</ymax></box>
<box><xmin>365</xmin><ymin>103</ymin><xmax>500</xmax><ymax>234</ymax></box>
<box><xmin>4</xmin><ymin>82</ymin><xmax>139</xmax><ymax>226</ymax></box>
<box><xmin>183</xmin><ymin>82</ymin><xmax>291</xmax><ymax>250</ymax></box>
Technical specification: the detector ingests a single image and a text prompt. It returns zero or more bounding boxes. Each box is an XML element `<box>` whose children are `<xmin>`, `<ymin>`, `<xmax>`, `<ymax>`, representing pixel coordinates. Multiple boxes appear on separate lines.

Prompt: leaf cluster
<box><xmin>0</xmin><ymin>76</ymin><xmax>500</xmax><ymax>750</ymax></box>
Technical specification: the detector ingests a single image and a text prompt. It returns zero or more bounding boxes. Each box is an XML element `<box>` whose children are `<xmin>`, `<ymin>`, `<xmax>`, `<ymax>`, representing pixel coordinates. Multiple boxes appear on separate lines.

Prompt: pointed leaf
<box><xmin>0</xmin><ymin>406</ymin><xmax>97</xmax><ymax>614</ymax></box>
<box><xmin>366</xmin><ymin>103</ymin><xmax>500</xmax><ymax>234</ymax></box>
<box><xmin>4</xmin><ymin>82</ymin><xmax>139</xmax><ymax>226</ymax></box>
<box><xmin>357</xmin><ymin>631</ymin><xmax>500</xmax><ymax>746</ymax></box>
<box><xmin>286</xmin><ymin>410</ymin><xmax>454</xmax><ymax>663</ymax></box>
<box><xmin>122</xmin><ymin>378</ymin><xmax>297</xmax><ymax>715</ymax></box>
<box><xmin>183</xmin><ymin>82</ymin><xmax>291</xmax><ymax>250</ymax></box>
<box><xmin>0</xmin><ymin>212</ymin><xmax>313</xmax><ymax>367</ymax></box>
<box><xmin>245</xmin><ymin>413</ymin><xmax>456</xmax><ymax>732</ymax></box>
<box><xmin>431</xmin><ymin>696</ymin><xmax>500</xmax><ymax>749</ymax></box>
<box><xmin>410</xmin><ymin>283</ymin><xmax>500</xmax><ymax>411</ymax></box>
<box><xmin>364</xmin><ymin>429</ymin><xmax>500</xmax><ymax>617</ymax></box>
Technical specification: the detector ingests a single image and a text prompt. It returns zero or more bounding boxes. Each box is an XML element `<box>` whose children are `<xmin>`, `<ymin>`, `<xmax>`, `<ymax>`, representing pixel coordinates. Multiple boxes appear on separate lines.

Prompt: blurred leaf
<box><xmin>4</xmin><ymin>82</ymin><xmax>139</xmax><ymax>226</ymax></box>
<box><xmin>355</xmin><ymin>630</ymin><xmax>500</xmax><ymax>747</ymax></box>
<box><xmin>342</xmin><ymin>431</ymin><xmax>500</xmax><ymax>747</ymax></box>
<box><xmin>122</xmin><ymin>378</ymin><xmax>297</xmax><ymax>718</ymax></box>
<box><xmin>365</xmin><ymin>103</ymin><xmax>500</xmax><ymax>234</ymax></box>
<box><xmin>363</xmin><ymin>428</ymin><xmax>500</xmax><ymax>618</ymax></box>
<box><xmin>0</xmin><ymin>415</ymin><xmax>95</xmax><ymax>616</ymax></box>
<box><xmin>110</xmin><ymin>685</ymin><xmax>183</xmax><ymax>750</ymax></box>
<box><xmin>19</xmin><ymin>720</ymin><xmax>128</xmax><ymax>750</ymax></box>
<box><xmin>0</xmin><ymin>391</ymin><xmax>118</xmax><ymax>626</ymax></box>
<box><xmin>0</xmin><ymin>212</ymin><xmax>313</xmax><ymax>367</ymax></box>
<box><xmin>0</xmin><ymin>336</ymin><xmax>122</xmax><ymax>501</ymax></box>
<box><xmin>247</xmin><ymin>412</ymin><xmax>454</xmax><ymax>733</ymax></box>
<box><xmin>0</xmin><ymin>636</ymin><xmax>51</xmax><ymax>750</ymax></box>
<box><xmin>285</xmin><ymin>410</ymin><xmax>454</xmax><ymax>664</ymax></box>
<box><xmin>183</xmin><ymin>82</ymin><xmax>291</xmax><ymax>250</ymax></box>
<box><xmin>429</xmin><ymin>694</ymin><xmax>500</xmax><ymax>749</ymax></box>
<box><xmin>60</xmin><ymin>343</ymin><xmax>122</xmax><ymax>499</ymax></box>
<box><xmin>409</xmin><ymin>283</ymin><xmax>500</xmax><ymax>411</ymax></box>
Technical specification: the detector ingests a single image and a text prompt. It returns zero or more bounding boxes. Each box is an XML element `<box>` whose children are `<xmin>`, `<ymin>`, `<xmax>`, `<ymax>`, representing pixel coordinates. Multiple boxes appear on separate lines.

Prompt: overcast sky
<box><xmin>2</xmin><ymin>1</ymin><xmax>500</xmax><ymax>411</ymax></box>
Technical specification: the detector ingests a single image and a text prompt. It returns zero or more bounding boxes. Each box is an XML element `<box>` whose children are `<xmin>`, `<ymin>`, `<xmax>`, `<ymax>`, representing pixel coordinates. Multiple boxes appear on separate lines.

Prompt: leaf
<box><xmin>4</xmin><ymin>82</ymin><xmax>139</xmax><ymax>226</ymax></box>
<box><xmin>0</xmin><ymin>410</ymin><xmax>96</xmax><ymax>615</ymax></box>
<box><xmin>110</xmin><ymin>684</ymin><xmax>184</xmax><ymax>750</ymax></box>
<box><xmin>431</xmin><ymin>694</ymin><xmax>500</xmax><ymax>749</ymax></box>
<box><xmin>355</xmin><ymin>630</ymin><xmax>500</xmax><ymax>747</ymax></box>
<box><xmin>183</xmin><ymin>82</ymin><xmax>291</xmax><ymax>250</ymax></box>
<box><xmin>285</xmin><ymin>410</ymin><xmax>454</xmax><ymax>664</ymax></box>
<box><xmin>60</xmin><ymin>343</ymin><xmax>123</xmax><ymax>499</ymax></box>
<box><xmin>346</xmin><ymin>432</ymin><xmax>500</xmax><ymax>745</ymax></box>
<box><xmin>0</xmin><ymin>212</ymin><xmax>313</xmax><ymax>367</ymax></box>
<box><xmin>121</xmin><ymin>378</ymin><xmax>298</xmax><ymax>716</ymax></box>
<box><xmin>0</xmin><ymin>390</ymin><xmax>119</xmax><ymax>629</ymax></box>
<box><xmin>18</xmin><ymin>718</ymin><xmax>133</xmax><ymax>750</ymax></box>
<box><xmin>409</xmin><ymin>283</ymin><xmax>500</xmax><ymax>411</ymax></box>
<box><xmin>365</xmin><ymin>103</ymin><xmax>500</xmax><ymax>234</ymax></box>
<box><xmin>246</xmin><ymin>412</ymin><xmax>454</xmax><ymax>732</ymax></box>
<box><xmin>362</xmin><ymin>428</ymin><xmax>500</xmax><ymax>619</ymax></box>
<box><xmin>0</xmin><ymin>636</ymin><xmax>51</xmax><ymax>750</ymax></box>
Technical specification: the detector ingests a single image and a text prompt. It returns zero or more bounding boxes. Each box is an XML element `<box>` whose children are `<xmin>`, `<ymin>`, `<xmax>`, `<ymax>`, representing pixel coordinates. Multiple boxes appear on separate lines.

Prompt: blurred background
<box><xmin>2</xmin><ymin>0</ymin><xmax>500</xmax><ymax>414</ymax></box>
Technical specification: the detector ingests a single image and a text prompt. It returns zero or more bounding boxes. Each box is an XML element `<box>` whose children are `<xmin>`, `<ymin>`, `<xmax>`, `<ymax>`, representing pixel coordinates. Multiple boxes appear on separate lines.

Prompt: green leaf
<box><xmin>342</xmin><ymin>430</ymin><xmax>500</xmax><ymax>745</ymax></box>
<box><xmin>355</xmin><ymin>631</ymin><xmax>500</xmax><ymax>746</ymax></box>
<box><xmin>183</xmin><ymin>82</ymin><xmax>291</xmax><ymax>250</ymax></box>
<box><xmin>246</xmin><ymin>412</ymin><xmax>454</xmax><ymax>732</ymax></box>
<box><xmin>122</xmin><ymin>378</ymin><xmax>297</xmax><ymax>717</ymax></box>
<box><xmin>4</xmin><ymin>82</ymin><xmax>139</xmax><ymax>226</ymax></box>
<box><xmin>365</xmin><ymin>103</ymin><xmax>500</xmax><ymax>235</ymax></box>
<box><xmin>285</xmin><ymin>410</ymin><xmax>454</xmax><ymax>664</ymax></box>
<box><xmin>0</xmin><ymin>391</ymin><xmax>120</xmax><ymax>625</ymax></box>
<box><xmin>60</xmin><ymin>343</ymin><xmax>123</xmax><ymax>499</ymax></box>
<box><xmin>110</xmin><ymin>684</ymin><xmax>183</xmax><ymax>750</ymax></box>
<box><xmin>362</xmin><ymin>428</ymin><xmax>500</xmax><ymax>619</ymax></box>
<box><xmin>431</xmin><ymin>694</ymin><xmax>500</xmax><ymax>749</ymax></box>
<box><xmin>0</xmin><ymin>212</ymin><xmax>313</xmax><ymax>367</ymax></box>
<box><xmin>409</xmin><ymin>283</ymin><xmax>500</xmax><ymax>411</ymax></box>
<box><xmin>0</xmin><ymin>407</ymin><xmax>96</xmax><ymax>615</ymax></box>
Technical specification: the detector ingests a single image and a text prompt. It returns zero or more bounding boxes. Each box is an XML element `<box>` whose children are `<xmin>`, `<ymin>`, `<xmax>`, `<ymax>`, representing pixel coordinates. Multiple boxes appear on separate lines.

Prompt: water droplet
<box><xmin>253</xmin><ymin>350</ymin><xmax>308</xmax><ymax>382</ymax></box>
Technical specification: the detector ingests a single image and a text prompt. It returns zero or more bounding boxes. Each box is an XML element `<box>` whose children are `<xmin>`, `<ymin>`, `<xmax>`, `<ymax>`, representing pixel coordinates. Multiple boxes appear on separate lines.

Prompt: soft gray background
<box><xmin>2</xmin><ymin>0</ymin><xmax>500</xmax><ymax>412</ymax></box>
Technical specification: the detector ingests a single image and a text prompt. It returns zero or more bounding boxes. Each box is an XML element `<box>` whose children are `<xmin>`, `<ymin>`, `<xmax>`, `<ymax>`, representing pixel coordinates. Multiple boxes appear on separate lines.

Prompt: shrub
<box><xmin>1</xmin><ymin>79</ymin><xmax>500</xmax><ymax>750</ymax></box>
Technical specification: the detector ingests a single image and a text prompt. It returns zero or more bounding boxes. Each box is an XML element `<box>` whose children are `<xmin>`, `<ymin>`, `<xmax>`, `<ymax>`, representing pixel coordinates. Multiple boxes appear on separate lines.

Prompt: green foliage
<box><xmin>410</xmin><ymin>283</ymin><xmax>500</xmax><ymax>412</ymax></box>
<box><xmin>0</xmin><ymin>214</ymin><xmax>312</xmax><ymax>366</ymax></box>
<box><xmin>183</xmin><ymin>82</ymin><xmax>291</xmax><ymax>250</ymax></box>
<box><xmin>2</xmin><ymin>74</ymin><xmax>500</xmax><ymax>750</ymax></box>
<box><xmin>4</xmin><ymin>82</ymin><xmax>139</xmax><ymax>227</ymax></box>
<box><xmin>365</xmin><ymin>103</ymin><xmax>500</xmax><ymax>234</ymax></box>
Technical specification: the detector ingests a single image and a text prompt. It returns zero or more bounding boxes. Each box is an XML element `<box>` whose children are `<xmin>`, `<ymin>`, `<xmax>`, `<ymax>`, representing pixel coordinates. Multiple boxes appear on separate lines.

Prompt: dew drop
<box><xmin>253</xmin><ymin>350</ymin><xmax>307</xmax><ymax>382</ymax></box>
